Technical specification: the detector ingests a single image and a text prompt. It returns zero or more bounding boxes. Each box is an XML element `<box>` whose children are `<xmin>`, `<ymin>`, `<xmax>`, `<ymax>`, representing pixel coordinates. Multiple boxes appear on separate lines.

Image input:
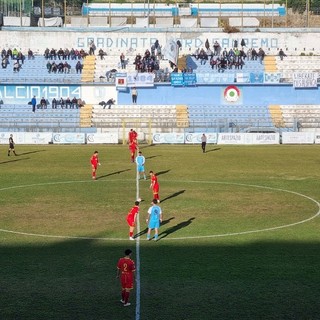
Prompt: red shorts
<box><xmin>127</xmin><ymin>217</ymin><xmax>135</xmax><ymax>227</ymax></box>
<box><xmin>121</xmin><ymin>273</ymin><xmax>134</xmax><ymax>290</ymax></box>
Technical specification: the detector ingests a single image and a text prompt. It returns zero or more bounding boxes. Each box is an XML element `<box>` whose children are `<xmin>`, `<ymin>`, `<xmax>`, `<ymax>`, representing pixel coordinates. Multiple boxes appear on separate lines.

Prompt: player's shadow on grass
<box><xmin>161</xmin><ymin>190</ymin><xmax>185</xmax><ymax>203</ymax></box>
<box><xmin>134</xmin><ymin>217</ymin><xmax>175</xmax><ymax>238</ymax></box>
<box><xmin>205</xmin><ymin>148</ymin><xmax>221</xmax><ymax>153</ymax></box>
<box><xmin>97</xmin><ymin>169</ymin><xmax>131</xmax><ymax>179</ymax></box>
<box><xmin>0</xmin><ymin>157</ymin><xmax>30</xmax><ymax>164</ymax></box>
<box><xmin>145</xmin><ymin>155</ymin><xmax>159</xmax><ymax>160</ymax></box>
<box><xmin>16</xmin><ymin>150</ymin><xmax>47</xmax><ymax>156</ymax></box>
<box><xmin>156</xmin><ymin>169</ymin><xmax>170</xmax><ymax>176</ymax></box>
<box><xmin>158</xmin><ymin>217</ymin><xmax>195</xmax><ymax>240</ymax></box>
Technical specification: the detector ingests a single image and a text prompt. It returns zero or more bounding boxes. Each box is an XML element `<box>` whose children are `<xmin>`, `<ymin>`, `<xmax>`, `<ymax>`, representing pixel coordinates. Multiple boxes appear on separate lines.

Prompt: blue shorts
<box><xmin>137</xmin><ymin>165</ymin><xmax>145</xmax><ymax>173</ymax></box>
<box><xmin>148</xmin><ymin>220</ymin><xmax>160</xmax><ymax>229</ymax></box>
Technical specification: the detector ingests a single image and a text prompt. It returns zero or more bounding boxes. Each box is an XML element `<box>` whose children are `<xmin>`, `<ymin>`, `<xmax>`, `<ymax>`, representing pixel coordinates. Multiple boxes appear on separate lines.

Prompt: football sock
<box><xmin>124</xmin><ymin>291</ymin><xmax>130</xmax><ymax>304</ymax></box>
<box><xmin>122</xmin><ymin>290</ymin><xmax>125</xmax><ymax>301</ymax></box>
<box><xmin>129</xmin><ymin>231</ymin><xmax>133</xmax><ymax>237</ymax></box>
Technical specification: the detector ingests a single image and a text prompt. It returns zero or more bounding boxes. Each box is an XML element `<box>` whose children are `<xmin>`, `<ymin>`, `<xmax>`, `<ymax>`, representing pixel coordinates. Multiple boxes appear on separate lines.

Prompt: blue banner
<box><xmin>249</xmin><ymin>72</ymin><xmax>264</xmax><ymax>83</ymax></box>
<box><xmin>171</xmin><ymin>73</ymin><xmax>197</xmax><ymax>86</ymax></box>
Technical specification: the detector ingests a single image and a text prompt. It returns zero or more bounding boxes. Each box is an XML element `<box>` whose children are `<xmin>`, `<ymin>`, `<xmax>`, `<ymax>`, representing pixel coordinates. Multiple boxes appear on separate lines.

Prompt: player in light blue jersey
<box><xmin>135</xmin><ymin>151</ymin><xmax>146</xmax><ymax>180</ymax></box>
<box><xmin>146</xmin><ymin>199</ymin><xmax>163</xmax><ymax>241</ymax></box>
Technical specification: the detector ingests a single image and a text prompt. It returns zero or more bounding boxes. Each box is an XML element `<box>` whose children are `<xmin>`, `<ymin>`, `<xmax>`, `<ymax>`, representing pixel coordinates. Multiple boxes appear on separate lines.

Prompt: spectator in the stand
<box><xmin>193</xmin><ymin>48</ymin><xmax>199</xmax><ymax>60</ymax></box>
<box><xmin>251</xmin><ymin>48</ymin><xmax>258</xmax><ymax>60</ymax></box>
<box><xmin>79</xmin><ymin>49</ymin><xmax>87</xmax><ymax>59</ymax></box>
<box><xmin>57</xmin><ymin>48</ymin><xmax>64</xmax><ymax>60</ymax></box>
<box><xmin>98</xmin><ymin>49</ymin><xmax>106</xmax><ymax>60</ymax></box>
<box><xmin>44</xmin><ymin>48</ymin><xmax>50</xmax><ymax>59</ymax></box>
<box><xmin>89</xmin><ymin>40</ymin><xmax>96</xmax><ymax>55</ymax></box>
<box><xmin>57</xmin><ymin>62</ymin><xmax>64</xmax><ymax>73</ymax></box>
<box><xmin>76</xmin><ymin>61</ymin><xmax>83</xmax><ymax>74</ymax></box>
<box><xmin>279</xmin><ymin>49</ymin><xmax>287</xmax><ymax>61</ymax></box>
<box><xmin>65</xmin><ymin>97</ymin><xmax>71</xmax><ymax>108</ymax></box>
<box><xmin>1</xmin><ymin>49</ymin><xmax>7</xmax><ymax>58</ymax></box>
<box><xmin>131</xmin><ymin>87</ymin><xmax>138</xmax><ymax>104</ymax></box>
<box><xmin>51</xmin><ymin>62</ymin><xmax>57</xmax><ymax>73</ymax></box>
<box><xmin>1</xmin><ymin>56</ymin><xmax>8</xmax><ymax>69</ymax></box>
<box><xmin>213</xmin><ymin>41</ymin><xmax>221</xmax><ymax>56</ymax></box>
<box><xmin>7</xmin><ymin>48</ymin><xmax>13</xmax><ymax>59</ymax></box>
<box><xmin>28</xmin><ymin>49</ymin><xmax>35</xmax><ymax>60</ymax></box>
<box><xmin>63</xmin><ymin>61</ymin><xmax>71</xmax><ymax>73</ymax></box>
<box><xmin>210</xmin><ymin>56</ymin><xmax>217</xmax><ymax>69</ymax></box>
<box><xmin>52</xmin><ymin>98</ymin><xmax>57</xmax><ymax>109</ymax></box>
<box><xmin>258</xmin><ymin>48</ymin><xmax>265</xmax><ymax>64</ymax></box>
<box><xmin>70</xmin><ymin>48</ymin><xmax>76</xmax><ymax>60</ymax></box>
<box><xmin>12</xmin><ymin>48</ymin><xmax>19</xmax><ymax>59</ymax></box>
<box><xmin>198</xmin><ymin>48</ymin><xmax>208</xmax><ymax>65</ymax></box>
<box><xmin>50</xmin><ymin>48</ymin><xmax>57</xmax><ymax>60</ymax></box>
<box><xmin>120</xmin><ymin>53</ymin><xmax>126</xmax><ymax>69</ymax></box>
<box><xmin>71</xmin><ymin>97</ymin><xmax>78</xmax><ymax>108</ymax></box>
<box><xmin>13</xmin><ymin>60</ymin><xmax>21</xmax><ymax>72</ymax></box>
<box><xmin>16</xmin><ymin>51</ymin><xmax>25</xmax><ymax>65</ymax></box>
<box><xmin>59</xmin><ymin>97</ymin><xmax>65</xmax><ymax>108</ymax></box>
<box><xmin>40</xmin><ymin>97</ymin><xmax>47</xmax><ymax>109</ymax></box>
<box><xmin>64</xmin><ymin>48</ymin><xmax>70</xmax><ymax>60</ymax></box>
<box><xmin>105</xmin><ymin>98</ymin><xmax>116</xmax><ymax>109</ymax></box>
<box><xmin>31</xmin><ymin>96</ymin><xmax>37</xmax><ymax>113</ymax></box>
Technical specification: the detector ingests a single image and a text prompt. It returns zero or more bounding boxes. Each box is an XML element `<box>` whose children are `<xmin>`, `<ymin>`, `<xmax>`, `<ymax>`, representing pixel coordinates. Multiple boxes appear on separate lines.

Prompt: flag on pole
<box><xmin>163</xmin><ymin>38</ymin><xmax>179</xmax><ymax>65</ymax></box>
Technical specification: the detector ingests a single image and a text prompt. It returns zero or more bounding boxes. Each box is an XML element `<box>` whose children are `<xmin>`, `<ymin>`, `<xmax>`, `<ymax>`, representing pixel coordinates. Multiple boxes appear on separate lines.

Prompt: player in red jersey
<box><xmin>116</xmin><ymin>249</ymin><xmax>136</xmax><ymax>307</ymax></box>
<box><xmin>126</xmin><ymin>201</ymin><xmax>140</xmax><ymax>240</ymax></box>
<box><xmin>149</xmin><ymin>171</ymin><xmax>160</xmax><ymax>203</ymax></box>
<box><xmin>90</xmin><ymin>150</ymin><xmax>100</xmax><ymax>180</ymax></box>
<box><xmin>129</xmin><ymin>139</ymin><xmax>137</xmax><ymax>163</ymax></box>
<box><xmin>128</xmin><ymin>129</ymin><xmax>138</xmax><ymax>144</ymax></box>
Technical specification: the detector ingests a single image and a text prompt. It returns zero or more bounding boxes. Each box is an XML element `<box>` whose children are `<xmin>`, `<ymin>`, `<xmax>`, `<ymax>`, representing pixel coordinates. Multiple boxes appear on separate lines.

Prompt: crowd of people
<box><xmin>29</xmin><ymin>96</ymin><xmax>84</xmax><ymax>110</ymax></box>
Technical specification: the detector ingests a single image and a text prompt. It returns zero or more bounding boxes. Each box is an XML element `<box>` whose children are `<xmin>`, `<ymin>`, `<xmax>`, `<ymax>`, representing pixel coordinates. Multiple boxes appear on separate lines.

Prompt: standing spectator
<box><xmin>31</xmin><ymin>96</ymin><xmax>37</xmax><ymax>113</ymax></box>
<box><xmin>129</xmin><ymin>139</ymin><xmax>138</xmax><ymax>163</ymax></box>
<box><xmin>201</xmin><ymin>133</ymin><xmax>207</xmax><ymax>153</ymax></box>
<box><xmin>258</xmin><ymin>48</ymin><xmax>265</xmax><ymax>64</ymax></box>
<box><xmin>120</xmin><ymin>53</ymin><xmax>126</xmax><ymax>69</ymax></box>
<box><xmin>279</xmin><ymin>49</ymin><xmax>287</xmax><ymax>61</ymax></box>
<box><xmin>59</xmin><ymin>97</ymin><xmax>65</xmax><ymax>108</ymax></box>
<box><xmin>89</xmin><ymin>40</ymin><xmax>96</xmax><ymax>55</ymax></box>
<box><xmin>8</xmin><ymin>134</ymin><xmax>17</xmax><ymax>156</ymax></box>
<box><xmin>149</xmin><ymin>171</ymin><xmax>160</xmax><ymax>203</ymax></box>
<box><xmin>71</xmin><ymin>97</ymin><xmax>78</xmax><ymax>109</ymax></box>
<box><xmin>65</xmin><ymin>97</ymin><xmax>71</xmax><ymax>108</ymax></box>
<box><xmin>116</xmin><ymin>249</ymin><xmax>135</xmax><ymax>307</ymax></box>
<box><xmin>146</xmin><ymin>199</ymin><xmax>163</xmax><ymax>241</ymax></box>
<box><xmin>135</xmin><ymin>151</ymin><xmax>146</xmax><ymax>180</ymax></box>
<box><xmin>131</xmin><ymin>87</ymin><xmax>138</xmax><ymax>104</ymax></box>
<box><xmin>52</xmin><ymin>98</ymin><xmax>57</xmax><ymax>109</ymax></box>
<box><xmin>98</xmin><ymin>49</ymin><xmax>106</xmax><ymax>60</ymax></box>
<box><xmin>90</xmin><ymin>150</ymin><xmax>100</xmax><ymax>180</ymax></box>
<box><xmin>126</xmin><ymin>201</ymin><xmax>140</xmax><ymax>240</ymax></box>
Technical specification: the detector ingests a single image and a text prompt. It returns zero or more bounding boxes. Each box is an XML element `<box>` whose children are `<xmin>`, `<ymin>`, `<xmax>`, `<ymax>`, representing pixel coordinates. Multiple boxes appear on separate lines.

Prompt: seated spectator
<box><xmin>198</xmin><ymin>49</ymin><xmax>208</xmax><ymax>65</ymax></box>
<box><xmin>63</xmin><ymin>61</ymin><xmax>71</xmax><ymax>74</ymax></box>
<box><xmin>251</xmin><ymin>48</ymin><xmax>258</xmax><ymax>60</ymax></box>
<box><xmin>57</xmin><ymin>62</ymin><xmax>64</xmax><ymax>73</ymax></box>
<box><xmin>75</xmin><ymin>61</ymin><xmax>83</xmax><ymax>74</ymax></box>
<box><xmin>71</xmin><ymin>97</ymin><xmax>78</xmax><ymax>108</ymax></box>
<box><xmin>65</xmin><ymin>97</ymin><xmax>71</xmax><ymax>108</ymax></box>
<box><xmin>46</xmin><ymin>61</ymin><xmax>52</xmax><ymax>73</ymax></box>
<box><xmin>16</xmin><ymin>51</ymin><xmax>25</xmax><ymax>65</ymax></box>
<box><xmin>2</xmin><ymin>56</ymin><xmax>8</xmax><ymax>69</ymax></box>
<box><xmin>40</xmin><ymin>97</ymin><xmax>47</xmax><ymax>109</ymax></box>
<box><xmin>77</xmin><ymin>98</ymin><xmax>85</xmax><ymax>108</ymax></box>
<box><xmin>98</xmin><ymin>49</ymin><xmax>106</xmax><ymax>60</ymax></box>
<box><xmin>1</xmin><ymin>49</ymin><xmax>7</xmax><ymax>59</ymax></box>
<box><xmin>279</xmin><ymin>49</ymin><xmax>287</xmax><ymax>61</ymax></box>
<box><xmin>7</xmin><ymin>48</ymin><xmax>13</xmax><ymax>59</ymax></box>
<box><xmin>49</xmin><ymin>48</ymin><xmax>57</xmax><ymax>60</ymax></box>
<box><xmin>64</xmin><ymin>48</ymin><xmax>70</xmax><ymax>60</ymax></box>
<box><xmin>59</xmin><ymin>97</ymin><xmax>65</xmax><ymax>108</ymax></box>
<box><xmin>13</xmin><ymin>61</ymin><xmax>21</xmax><ymax>72</ymax></box>
<box><xmin>12</xmin><ymin>48</ymin><xmax>19</xmax><ymax>59</ymax></box>
<box><xmin>28</xmin><ymin>49</ymin><xmax>35</xmax><ymax>60</ymax></box>
<box><xmin>210</xmin><ymin>56</ymin><xmax>217</xmax><ymax>69</ymax></box>
<box><xmin>52</xmin><ymin>98</ymin><xmax>57</xmax><ymax>109</ymax></box>
<box><xmin>57</xmin><ymin>48</ymin><xmax>64</xmax><ymax>60</ymax></box>
<box><xmin>51</xmin><ymin>62</ymin><xmax>57</xmax><ymax>73</ymax></box>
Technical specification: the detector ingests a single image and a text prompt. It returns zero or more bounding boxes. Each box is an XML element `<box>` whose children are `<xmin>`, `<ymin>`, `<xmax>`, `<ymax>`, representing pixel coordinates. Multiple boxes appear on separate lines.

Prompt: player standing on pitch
<box><xmin>146</xmin><ymin>199</ymin><xmax>163</xmax><ymax>241</ymax></box>
<box><xmin>149</xmin><ymin>171</ymin><xmax>160</xmax><ymax>203</ymax></box>
<box><xmin>126</xmin><ymin>201</ymin><xmax>140</xmax><ymax>240</ymax></box>
<box><xmin>135</xmin><ymin>151</ymin><xmax>146</xmax><ymax>180</ymax></box>
<box><xmin>90</xmin><ymin>150</ymin><xmax>100</xmax><ymax>180</ymax></box>
<box><xmin>116</xmin><ymin>249</ymin><xmax>136</xmax><ymax>307</ymax></box>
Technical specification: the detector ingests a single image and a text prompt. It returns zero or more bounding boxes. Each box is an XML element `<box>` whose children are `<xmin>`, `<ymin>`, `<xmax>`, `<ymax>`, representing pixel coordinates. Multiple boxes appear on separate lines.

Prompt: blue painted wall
<box><xmin>118</xmin><ymin>84</ymin><xmax>320</xmax><ymax>106</ymax></box>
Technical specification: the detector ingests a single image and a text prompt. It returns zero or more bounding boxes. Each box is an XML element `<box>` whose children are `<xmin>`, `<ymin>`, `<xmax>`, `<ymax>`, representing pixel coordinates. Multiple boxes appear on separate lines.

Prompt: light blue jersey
<box><xmin>136</xmin><ymin>155</ymin><xmax>145</xmax><ymax>174</ymax></box>
<box><xmin>148</xmin><ymin>205</ymin><xmax>162</xmax><ymax>229</ymax></box>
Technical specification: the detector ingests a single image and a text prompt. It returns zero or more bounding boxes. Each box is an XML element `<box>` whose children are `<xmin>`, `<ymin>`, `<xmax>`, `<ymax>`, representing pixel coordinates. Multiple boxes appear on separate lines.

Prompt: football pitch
<box><xmin>0</xmin><ymin>143</ymin><xmax>320</xmax><ymax>320</ymax></box>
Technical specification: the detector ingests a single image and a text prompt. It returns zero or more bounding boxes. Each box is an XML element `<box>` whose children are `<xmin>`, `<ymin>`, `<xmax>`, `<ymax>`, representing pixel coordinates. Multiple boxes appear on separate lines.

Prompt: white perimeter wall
<box><xmin>1</xmin><ymin>30</ymin><xmax>319</xmax><ymax>55</ymax></box>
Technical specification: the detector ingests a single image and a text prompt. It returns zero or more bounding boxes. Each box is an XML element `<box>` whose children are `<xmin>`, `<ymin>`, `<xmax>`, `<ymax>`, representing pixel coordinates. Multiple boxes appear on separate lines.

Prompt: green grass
<box><xmin>0</xmin><ymin>144</ymin><xmax>320</xmax><ymax>319</ymax></box>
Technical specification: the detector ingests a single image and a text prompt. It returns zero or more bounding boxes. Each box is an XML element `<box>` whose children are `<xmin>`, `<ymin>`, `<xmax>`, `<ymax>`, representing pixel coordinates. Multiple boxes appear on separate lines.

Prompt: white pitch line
<box><xmin>0</xmin><ymin>180</ymin><xmax>319</xmax><ymax>241</ymax></box>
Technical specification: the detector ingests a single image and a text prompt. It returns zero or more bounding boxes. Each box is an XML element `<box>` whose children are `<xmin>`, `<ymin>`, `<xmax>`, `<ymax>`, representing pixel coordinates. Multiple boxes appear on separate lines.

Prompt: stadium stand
<box><xmin>0</xmin><ymin>104</ymin><xmax>81</xmax><ymax>131</ymax></box>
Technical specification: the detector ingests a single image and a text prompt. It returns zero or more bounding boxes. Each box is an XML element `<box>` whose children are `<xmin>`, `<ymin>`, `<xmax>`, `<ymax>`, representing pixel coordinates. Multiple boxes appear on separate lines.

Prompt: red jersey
<box><xmin>129</xmin><ymin>141</ymin><xmax>137</xmax><ymax>152</ymax></box>
<box><xmin>90</xmin><ymin>154</ymin><xmax>99</xmax><ymax>167</ymax></box>
<box><xmin>151</xmin><ymin>174</ymin><xmax>158</xmax><ymax>187</ymax></box>
<box><xmin>117</xmin><ymin>257</ymin><xmax>135</xmax><ymax>289</ymax></box>
<box><xmin>126</xmin><ymin>205</ymin><xmax>139</xmax><ymax>227</ymax></box>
